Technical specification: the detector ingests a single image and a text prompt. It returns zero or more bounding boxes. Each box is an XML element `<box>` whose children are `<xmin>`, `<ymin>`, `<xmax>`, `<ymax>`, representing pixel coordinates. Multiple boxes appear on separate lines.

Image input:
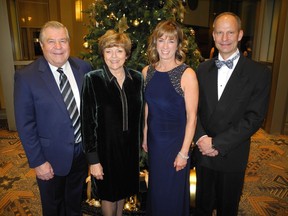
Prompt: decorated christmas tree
<box><xmin>82</xmin><ymin>0</ymin><xmax>201</xmax><ymax>71</ymax></box>
<box><xmin>81</xmin><ymin>0</ymin><xmax>201</xmax><ymax>170</ymax></box>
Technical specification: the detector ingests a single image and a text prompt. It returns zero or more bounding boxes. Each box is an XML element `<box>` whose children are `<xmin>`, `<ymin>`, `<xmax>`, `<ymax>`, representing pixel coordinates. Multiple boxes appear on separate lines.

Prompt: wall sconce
<box><xmin>21</xmin><ymin>17</ymin><xmax>33</xmax><ymax>23</ymax></box>
<box><xmin>75</xmin><ymin>0</ymin><xmax>83</xmax><ymax>21</ymax></box>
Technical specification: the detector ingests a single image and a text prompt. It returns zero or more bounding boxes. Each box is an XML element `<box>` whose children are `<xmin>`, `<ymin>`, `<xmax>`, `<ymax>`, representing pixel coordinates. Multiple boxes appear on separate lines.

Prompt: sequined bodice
<box><xmin>144</xmin><ymin>64</ymin><xmax>188</xmax><ymax>97</ymax></box>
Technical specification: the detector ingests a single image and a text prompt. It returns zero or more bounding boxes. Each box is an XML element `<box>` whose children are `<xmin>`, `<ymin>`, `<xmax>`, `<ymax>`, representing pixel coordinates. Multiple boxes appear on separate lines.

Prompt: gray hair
<box><xmin>39</xmin><ymin>21</ymin><xmax>70</xmax><ymax>43</ymax></box>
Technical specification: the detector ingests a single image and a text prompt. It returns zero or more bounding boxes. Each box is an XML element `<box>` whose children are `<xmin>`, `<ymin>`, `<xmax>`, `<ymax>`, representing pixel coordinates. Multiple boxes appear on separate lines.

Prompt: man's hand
<box><xmin>197</xmin><ymin>136</ymin><xmax>219</xmax><ymax>157</ymax></box>
<box><xmin>35</xmin><ymin>162</ymin><xmax>54</xmax><ymax>180</ymax></box>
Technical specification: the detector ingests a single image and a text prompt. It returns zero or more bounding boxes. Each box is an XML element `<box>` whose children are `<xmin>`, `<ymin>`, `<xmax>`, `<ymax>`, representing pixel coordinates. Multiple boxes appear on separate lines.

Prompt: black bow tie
<box><xmin>215</xmin><ymin>53</ymin><xmax>240</xmax><ymax>69</ymax></box>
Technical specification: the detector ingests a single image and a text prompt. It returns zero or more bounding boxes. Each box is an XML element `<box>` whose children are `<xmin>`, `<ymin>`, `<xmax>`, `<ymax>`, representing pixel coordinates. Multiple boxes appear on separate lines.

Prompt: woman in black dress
<box><xmin>81</xmin><ymin>30</ymin><xmax>143</xmax><ymax>216</ymax></box>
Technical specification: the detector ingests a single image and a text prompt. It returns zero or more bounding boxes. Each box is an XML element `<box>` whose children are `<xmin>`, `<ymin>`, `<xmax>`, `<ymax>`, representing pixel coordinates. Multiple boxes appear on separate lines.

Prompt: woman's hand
<box><xmin>174</xmin><ymin>154</ymin><xmax>188</xmax><ymax>172</ymax></box>
<box><xmin>142</xmin><ymin>140</ymin><xmax>148</xmax><ymax>152</ymax></box>
<box><xmin>90</xmin><ymin>163</ymin><xmax>104</xmax><ymax>180</ymax></box>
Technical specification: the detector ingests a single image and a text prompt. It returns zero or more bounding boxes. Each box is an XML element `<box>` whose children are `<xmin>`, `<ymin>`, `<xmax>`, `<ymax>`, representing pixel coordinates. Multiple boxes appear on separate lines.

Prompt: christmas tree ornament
<box><xmin>172</xmin><ymin>7</ymin><xmax>177</xmax><ymax>15</ymax></box>
<box><xmin>108</xmin><ymin>12</ymin><xmax>116</xmax><ymax>20</ymax></box>
<box><xmin>118</xmin><ymin>15</ymin><xmax>129</xmax><ymax>33</ymax></box>
<box><xmin>133</xmin><ymin>19</ymin><xmax>140</xmax><ymax>27</ymax></box>
<box><xmin>123</xmin><ymin>195</ymin><xmax>139</xmax><ymax>211</ymax></box>
<box><xmin>83</xmin><ymin>41</ymin><xmax>89</xmax><ymax>49</ymax></box>
<box><xmin>189</xmin><ymin>28</ymin><xmax>195</xmax><ymax>36</ymax></box>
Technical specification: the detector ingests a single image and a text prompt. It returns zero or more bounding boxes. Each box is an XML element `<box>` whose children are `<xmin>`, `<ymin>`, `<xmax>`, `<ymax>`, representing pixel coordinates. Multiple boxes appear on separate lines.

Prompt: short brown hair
<box><xmin>98</xmin><ymin>30</ymin><xmax>132</xmax><ymax>58</ymax></box>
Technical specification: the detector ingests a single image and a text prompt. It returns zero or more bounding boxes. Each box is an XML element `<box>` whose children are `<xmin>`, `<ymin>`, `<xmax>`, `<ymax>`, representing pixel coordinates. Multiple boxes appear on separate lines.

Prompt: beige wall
<box><xmin>264</xmin><ymin>0</ymin><xmax>288</xmax><ymax>134</ymax></box>
<box><xmin>0</xmin><ymin>0</ymin><xmax>16</xmax><ymax>130</ymax></box>
<box><xmin>59</xmin><ymin>0</ymin><xmax>94</xmax><ymax>57</ymax></box>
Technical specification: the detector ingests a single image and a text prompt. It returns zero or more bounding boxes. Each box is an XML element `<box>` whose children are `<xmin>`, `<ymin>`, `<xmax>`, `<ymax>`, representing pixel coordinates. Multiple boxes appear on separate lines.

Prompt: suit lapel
<box><xmin>208</xmin><ymin>56</ymin><xmax>249</xmax><ymax>125</ymax></box>
<box><xmin>201</xmin><ymin>62</ymin><xmax>219</xmax><ymax>111</ymax></box>
<box><xmin>38</xmin><ymin>58</ymin><xmax>69</xmax><ymax>116</ymax></box>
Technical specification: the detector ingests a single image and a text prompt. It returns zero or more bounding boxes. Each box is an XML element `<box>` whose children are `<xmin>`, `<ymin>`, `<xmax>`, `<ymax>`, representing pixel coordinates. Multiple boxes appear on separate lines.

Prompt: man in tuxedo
<box><xmin>194</xmin><ymin>12</ymin><xmax>271</xmax><ymax>216</ymax></box>
<box><xmin>14</xmin><ymin>21</ymin><xmax>92</xmax><ymax>215</ymax></box>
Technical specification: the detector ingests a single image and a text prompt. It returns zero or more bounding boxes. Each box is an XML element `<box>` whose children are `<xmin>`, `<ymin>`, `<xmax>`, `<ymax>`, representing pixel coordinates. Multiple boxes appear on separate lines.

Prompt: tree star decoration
<box><xmin>118</xmin><ymin>16</ymin><xmax>129</xmax><ymax>33</ymax></box>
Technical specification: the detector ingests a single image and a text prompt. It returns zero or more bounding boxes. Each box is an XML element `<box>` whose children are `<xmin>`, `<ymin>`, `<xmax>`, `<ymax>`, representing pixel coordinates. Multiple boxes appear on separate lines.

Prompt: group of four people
<box><xmin>14</xmin><ymin>12</ymin><xmax>271</xmax><ymax>216</ymax></box>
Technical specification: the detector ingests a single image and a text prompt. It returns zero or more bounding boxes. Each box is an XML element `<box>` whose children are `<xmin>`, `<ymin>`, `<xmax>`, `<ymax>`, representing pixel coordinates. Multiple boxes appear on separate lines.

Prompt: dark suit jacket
<box><xmin>14</xmin><ymin>56</ymin><xmax>92</xmax><ymax>176</ymax></box>
<box><xmin>194</xmin><ymin>54</ymin><xmax>271</xmax><ymax>172</ymax></box>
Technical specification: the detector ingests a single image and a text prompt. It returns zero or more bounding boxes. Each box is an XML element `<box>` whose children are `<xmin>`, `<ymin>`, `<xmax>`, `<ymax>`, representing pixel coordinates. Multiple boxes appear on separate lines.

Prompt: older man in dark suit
<box><xmin>14</xmin><ymin>21</ymin><xmax>92</xmax><ymax>215</ymax></box>
<box><xmin>194</xmin><ymin>12</ymin><xmax>271</xmax><ymax>216</ymax></box>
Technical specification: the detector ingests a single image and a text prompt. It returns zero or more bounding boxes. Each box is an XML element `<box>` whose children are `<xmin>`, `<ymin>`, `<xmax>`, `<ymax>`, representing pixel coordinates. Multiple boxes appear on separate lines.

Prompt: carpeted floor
<box><xmin>0</xmin><ymin>119</ymin><xmax>288</xmax><ymax>216</ymax></box>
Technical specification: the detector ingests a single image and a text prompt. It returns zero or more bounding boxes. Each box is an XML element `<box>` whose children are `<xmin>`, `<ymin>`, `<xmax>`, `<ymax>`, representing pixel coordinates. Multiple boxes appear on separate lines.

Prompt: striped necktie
<box><xmin>57</xmin><ymin>67</ymin><xmax>81</xmax><ymax>143</ymax></box>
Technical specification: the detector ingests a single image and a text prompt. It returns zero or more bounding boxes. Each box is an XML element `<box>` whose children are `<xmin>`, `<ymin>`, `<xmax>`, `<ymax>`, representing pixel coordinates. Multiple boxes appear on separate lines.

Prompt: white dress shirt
<box><xmin>217</xmin><ymin>50</ymin><xmax>240</xmax><ymax>100</ymax></box>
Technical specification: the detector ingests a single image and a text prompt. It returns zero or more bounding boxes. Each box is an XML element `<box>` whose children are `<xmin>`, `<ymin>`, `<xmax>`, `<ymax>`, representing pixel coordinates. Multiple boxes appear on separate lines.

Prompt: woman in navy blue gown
<box><xmin>142</xmin><ymin>20</ymin><xmax>199</xmax><ymax>216</ymax></box>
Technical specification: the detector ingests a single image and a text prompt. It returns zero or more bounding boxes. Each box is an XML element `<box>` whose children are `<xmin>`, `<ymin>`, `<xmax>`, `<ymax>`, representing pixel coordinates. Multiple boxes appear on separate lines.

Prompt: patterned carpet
<box><xmin>0</xmin><ymin>119</ymin><xmax>287</xmax><ymax>216</ymax></box>
<box><xmin>0</xmin><ymin>120</ymin><xmax>40</xmax><ymax>216</ymax></box>
<box><xmin>238</xmin><ymin>131</ymin><xmax>288</xmax><ymax>216</ymax></box>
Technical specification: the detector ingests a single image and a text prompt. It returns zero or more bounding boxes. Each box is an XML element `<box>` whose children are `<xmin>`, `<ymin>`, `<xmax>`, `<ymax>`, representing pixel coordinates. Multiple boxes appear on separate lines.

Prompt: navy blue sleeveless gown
<box><xmin>145</xmin><ymin>64</ymin><xmax>190</xmax><ymax>216</ymax></box>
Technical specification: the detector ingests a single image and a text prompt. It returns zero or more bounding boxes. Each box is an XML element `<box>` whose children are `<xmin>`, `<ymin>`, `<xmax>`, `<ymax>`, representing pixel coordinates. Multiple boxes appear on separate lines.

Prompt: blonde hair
<box><xmin>147</xmin><ymin>20</ymin><xmax>187</xmax><ymax>65</ymax></box>
<box><xmin>98</xmin><ymin>30</ymin><xmax>132</xmax><ymax>58</ymax></box>
<box><xmin>39</xmin><ymin>21</ymin><xmax>70</xmax><ymax>43</ymax></box>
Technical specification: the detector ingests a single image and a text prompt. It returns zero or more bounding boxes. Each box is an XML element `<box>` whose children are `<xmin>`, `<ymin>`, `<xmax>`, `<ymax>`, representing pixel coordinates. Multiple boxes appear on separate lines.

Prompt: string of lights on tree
<box><xmin>81</xmin><ymin>0</ymin><xmax>201</xmax><ymax>72</ymax></box>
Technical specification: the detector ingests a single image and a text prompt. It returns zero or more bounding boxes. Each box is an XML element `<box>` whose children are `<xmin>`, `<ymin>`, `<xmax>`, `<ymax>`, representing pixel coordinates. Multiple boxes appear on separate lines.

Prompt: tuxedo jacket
<box><xmin>14</xmin><ymin>56</ymin><xmax>92</xmax><ymax>176</ymax></box>
<box><xmin>194</xmin><ymin>54</ymin><xmax>271</xmax><ymax>172</ymax></box>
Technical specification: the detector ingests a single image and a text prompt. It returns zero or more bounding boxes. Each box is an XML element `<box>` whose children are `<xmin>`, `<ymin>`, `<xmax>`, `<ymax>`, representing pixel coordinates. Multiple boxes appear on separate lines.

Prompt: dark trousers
<box><xmin>195</xmin><ymin>165</ymin><xmax>245</xmax><ymax>216</ymax></box>
<box><xmin>37</xmin><ymin>144</ymin><xmax>88</xmax><ymax>216</ymax></box>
